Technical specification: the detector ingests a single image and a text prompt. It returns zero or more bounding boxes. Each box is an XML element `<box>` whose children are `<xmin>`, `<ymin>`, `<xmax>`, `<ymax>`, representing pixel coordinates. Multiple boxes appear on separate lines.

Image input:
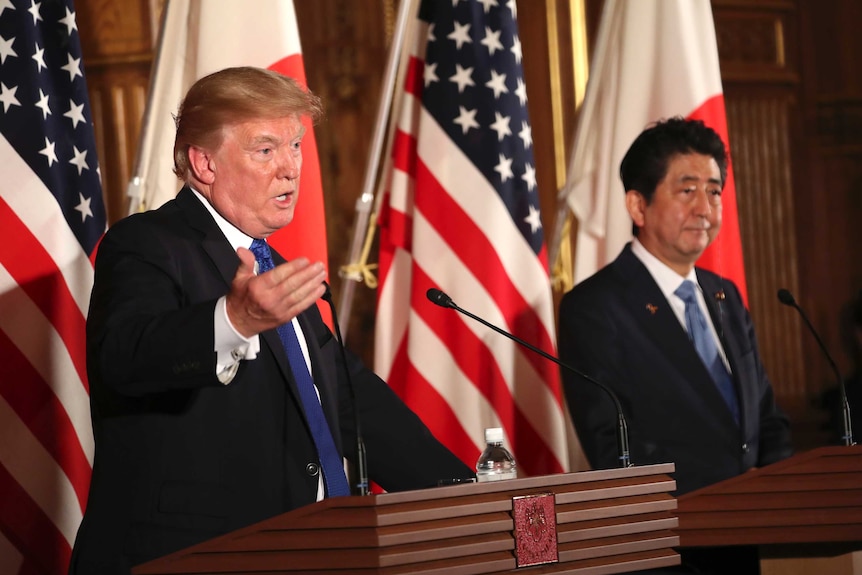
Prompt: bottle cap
<box><xmin>484</xmin><ymin>427</ymin><xmax>504</xmax><ymax>443</ymax></box>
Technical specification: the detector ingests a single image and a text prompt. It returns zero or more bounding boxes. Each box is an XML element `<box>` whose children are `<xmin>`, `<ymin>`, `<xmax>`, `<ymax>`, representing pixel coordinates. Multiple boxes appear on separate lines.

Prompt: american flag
<box><xmin>0</xmin><ymin>0</ymin><xmax>104</xmax><ymax>572</ymax></box>
<box><xmin>375</xmin><ymin>0</ymin><xmax>568</xmax><ymax>476</ymax></box>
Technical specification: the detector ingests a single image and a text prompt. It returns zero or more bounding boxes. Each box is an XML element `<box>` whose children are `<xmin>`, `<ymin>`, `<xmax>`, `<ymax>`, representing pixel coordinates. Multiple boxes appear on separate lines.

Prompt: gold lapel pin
<box><xmin>646</xmin><ymin>303</ymin><xmax>658</xmax><ymax>315</ymax></box>
<box><xmin>714</xmin><ymin>290</ymin><xmax>726</xmax><ymax>301</ymax></box>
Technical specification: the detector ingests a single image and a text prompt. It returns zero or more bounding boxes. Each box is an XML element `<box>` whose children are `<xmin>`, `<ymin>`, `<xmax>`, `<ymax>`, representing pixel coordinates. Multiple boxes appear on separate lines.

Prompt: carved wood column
<box><xmin>77</xmin><ymin>0</ymin><xmax>156</xmax><ymax>225</ymax></box>
<box><xmin>712</xmin><ymin>0</ymin><xmax>819</xmax><ymax>444</ymax></box>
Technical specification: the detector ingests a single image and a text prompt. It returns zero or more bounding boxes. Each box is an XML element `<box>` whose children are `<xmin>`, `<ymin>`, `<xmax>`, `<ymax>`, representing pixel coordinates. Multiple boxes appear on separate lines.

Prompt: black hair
<box><xmin>620</xmin><ymin>117</ymin><xmax>728</xmax><ymax>235</ymax></box>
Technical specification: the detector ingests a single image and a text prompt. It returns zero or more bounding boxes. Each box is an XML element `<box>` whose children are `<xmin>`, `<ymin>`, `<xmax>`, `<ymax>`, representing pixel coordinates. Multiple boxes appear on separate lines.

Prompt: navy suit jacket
<box><xmin>70</xmin><ymin>188</ymin><xmax>472</xmax><ymax>574</ymax></box>
<box><xmin>558</xmin><ymin>243</ymin><xmax>792</xmax><ymax>495</ymax></box>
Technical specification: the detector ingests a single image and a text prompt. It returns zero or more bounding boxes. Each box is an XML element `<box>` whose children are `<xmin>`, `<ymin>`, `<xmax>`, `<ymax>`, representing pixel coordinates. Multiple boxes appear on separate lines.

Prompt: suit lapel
<box><xmin>176</xmin><ymin>187</ymin><xmax>240</xmax><ymax>289</ymax></box>
<box><xmin>697</xmin><ymin>270</ymin><xmax>749</xmax><ymax>434</ymax></box>
<box><xmin>613</xmin><ymin>246</ymin><xmax>739</xmax><ymax>432</ymax></box>
<box><xmin>615</xmin><ymin>247</ymin><xmax>709</xmax><ymax>383</ymax></box>
<box><xmin>175</xmin><ymin>187</ymin><xmax>303</xmax><ymax>412</ymax></box>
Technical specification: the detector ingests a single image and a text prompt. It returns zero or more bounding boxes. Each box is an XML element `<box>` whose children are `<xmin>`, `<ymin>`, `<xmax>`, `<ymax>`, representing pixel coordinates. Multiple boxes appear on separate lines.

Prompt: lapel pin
<box><xmin>714</xmin><ymin>290</ymin><xmax>726</xmax><ymax>301</ymax></box>
<box><xmin>646</xmin><ymin>303</ymin><xmax>658</xmax><ymax>315</ymax></box>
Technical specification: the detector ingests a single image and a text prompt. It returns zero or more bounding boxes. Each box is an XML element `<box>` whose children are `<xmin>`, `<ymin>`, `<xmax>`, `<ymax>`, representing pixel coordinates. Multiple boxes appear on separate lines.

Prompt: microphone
<box><xmin>778</xmin><ymin>288</ymin><xmax>855</xmax><ymax>446</ymax></box>
<box><xmin>425</xmin><ymin>288</ymin><xmax>633</xmax><ymax>468</ymax></box>
<box><xmin>321</xmin><ymin>281</ymin><xmax>370</xmax><ymax>495</ymax></box>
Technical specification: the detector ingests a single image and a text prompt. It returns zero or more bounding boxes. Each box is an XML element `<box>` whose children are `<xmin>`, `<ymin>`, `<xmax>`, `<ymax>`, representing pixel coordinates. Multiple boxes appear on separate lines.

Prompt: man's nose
<box><xmin>280</xmin><ymin>153</ymin><xmax>301</xmax><ymax>180</ymax></box>
<box><xmin>692</xmin><ymin>189</ymin><xmax>713</xmax><ymax>215</ymax></box>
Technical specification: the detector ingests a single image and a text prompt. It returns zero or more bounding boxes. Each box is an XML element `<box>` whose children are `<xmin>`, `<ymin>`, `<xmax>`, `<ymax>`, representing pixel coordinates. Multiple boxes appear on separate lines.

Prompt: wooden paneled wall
<box><xmin>713</xmin><ymin>1</ymin><xmax>813</xmax><ymax>439</ymax></box>
<box><xmin>77</xmin><ymin>0</ymin><xmax>862</xmax><ymax>453</ymax></box>
<box><xmin>77</xmin><ymin>0</ymin><xmax>155</xmax><ymax>224</ymax></box>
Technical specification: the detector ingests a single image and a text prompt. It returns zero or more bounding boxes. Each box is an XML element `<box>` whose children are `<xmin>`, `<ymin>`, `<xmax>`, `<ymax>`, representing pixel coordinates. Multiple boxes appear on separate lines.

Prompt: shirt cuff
<box><xmin>214</xmin><ymin>296</ymin><xmax>260</xmax><ymax>384</ymax></box>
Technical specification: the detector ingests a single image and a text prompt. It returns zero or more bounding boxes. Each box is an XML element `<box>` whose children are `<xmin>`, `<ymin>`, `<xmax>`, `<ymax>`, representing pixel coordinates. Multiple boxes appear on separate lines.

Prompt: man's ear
<box><xmin>188</xmin><ymin>146</ymin><xmax>215</xmax><ymax>185</ymax></box>
<box><xmin>625</xmin><ymin>189</ymin><xmax>646</xmax><ymax>229</ymax></box>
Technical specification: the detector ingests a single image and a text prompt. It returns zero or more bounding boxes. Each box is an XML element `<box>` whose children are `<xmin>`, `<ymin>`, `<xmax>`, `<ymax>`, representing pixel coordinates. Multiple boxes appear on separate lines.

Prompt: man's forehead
<box><xmin>231</xmin><ymin>115</ymin><xmax>307</xmax><ymax>141</ymax></box>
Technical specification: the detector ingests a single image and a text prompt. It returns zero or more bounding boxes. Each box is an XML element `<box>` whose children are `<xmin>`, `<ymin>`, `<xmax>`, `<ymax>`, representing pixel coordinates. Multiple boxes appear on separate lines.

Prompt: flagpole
<box><xmin>336</xmin><ymin>0</ymin><xmax>419</xmax><ymax>342</ymax></box>
<box><xmin>126</xmin><ymin>0</ymin><xmax>177</xmax><ymax>215</ymax></box>
<box><xmin>549</xmin><ymin>0</ymin><xmax>612</xmax><ymax>288</ymax></box>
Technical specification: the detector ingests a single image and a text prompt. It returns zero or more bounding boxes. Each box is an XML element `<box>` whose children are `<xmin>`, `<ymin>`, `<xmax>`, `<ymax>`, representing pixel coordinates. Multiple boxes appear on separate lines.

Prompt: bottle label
<box><xmin>476</xmin><ymin>469</ymin><xmax>517</xmax><ymax>482</ymax></box>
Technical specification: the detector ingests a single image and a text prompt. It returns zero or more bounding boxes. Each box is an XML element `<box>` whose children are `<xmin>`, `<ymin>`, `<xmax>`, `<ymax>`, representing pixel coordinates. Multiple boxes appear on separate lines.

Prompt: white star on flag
<box><xmin>514</xmin><ymin>76</ymin><xmax>527</xmax><ymax>104</ymax></box>
<box><xmin>518</xmin><ymin>120</ymin><xmax>532</xmax><ymax>148</ymax></box>
<box><xmin>447</xmin><ymin>20</ymin><xmax>471</xmax><ymax>49</ymax></box>
<box><xmin>32</xmin><ymin>43</ymin><xmax>46</xmax><ymax>71</ymax></box>
<box><xmin>481</xmin><ymin>26</ymin><xmax>503</xmax><ymax>55</ymax></box>
<box><xmin>35</xmin><ymin>88</ymin><xmax>50</xmax><ymax>118</ymax></box>
<box><xmin>38</xmin><ymin>136</ymin><xmax>57</xmax><ymax>165</ymax></box>
<box><xmin>453</xmin><ymin>105</ymin><xmax>479</xmax><ymax>133</ymax></box>
<box><xmin>63</xmin><ymin>98</ymin><xmax>85</xmax><ymax>127</ymax></box>
<box><xmin>511</xmin><ymin>34</ymin><xmax>522</xmax><ymax>63</ymax></box>
<box><xmin>424</xmin><ymin>61</ymin><xmax>439</xmax><ymax>86</ymax></box>
<box><xmin>27</xmin><ymin>0</ymin><xmax>41</xmax><ymax>25</ymax></box>
<box><xmin>377</xmin><ymin>0</ymin><xmax>569</xmax><ymax>484</ymax></box>
<box><xmin>521</xmin><ymin>162</ymin><xmax>536</xmax><ymax>191</ymax></box>
<box><xmin>494</xmin><ymin>152</ymin><xmax>514</xmax><ymax>182</ymax></box>
<box><xmin>449</xmin><ymin>63</ymin><xmax>474</xmax><ymax>93</ymax></box>
<box><xmin>0</xmin><ymin>0</ymin><xmax>106</xmax><ymax>571</ymax></box>
<box><xmin>60</xmin><ymin>52</ymin><xmax>82</xmax><ymax>80</ymax></box>
<box><xmin>74</xmin><ymin>192</ymin><xmax>93</xmax><ymax>221</ymax></box>
<box><xmin>0</xmin><ymin>81</ymin><xmax>20</xmax><ymax>111</ymax></box>
<box><xmin>485</xmin><ymin>69</ymin><xmax>508</xmax><ymax>98</ymax></box>
<box><xmin>489</xmin><ymin>111</ymin><xmax>511</xmax><ymax>141</ymax></box>
<box><xmin>69</xmin><ymin>145</ymin><xmax>88</xmax><ymax>174</ymax></box>
<box><xmin>0</xmin><ymin>34</ymin><xmax>14</xmax><ymax>62</ymax></box>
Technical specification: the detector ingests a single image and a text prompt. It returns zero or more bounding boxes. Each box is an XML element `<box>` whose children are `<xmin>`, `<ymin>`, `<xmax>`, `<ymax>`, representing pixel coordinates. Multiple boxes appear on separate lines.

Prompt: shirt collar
<box><xmin>630</xmin><ymin>237</ymin><xmax>699</xmax><ymax>302</ymax></box>
<box><xmin>189</xmin><ymin>187</ymin><xmax>255</xmax><ymax>251</ymax></box>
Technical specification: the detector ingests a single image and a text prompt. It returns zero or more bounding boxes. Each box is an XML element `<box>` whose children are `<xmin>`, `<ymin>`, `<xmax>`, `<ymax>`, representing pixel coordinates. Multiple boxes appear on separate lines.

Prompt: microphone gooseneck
<box><xmin>322</xmin><ymin>282</ymin><xmax>370</xmax><ymax>495</ymax></box>
<box><xmin>425</xmin><ymin>288</ymin><xmax>633</xmax><ymax>468</ymax></box>
<box><xmin>777</xmin><ymin>288</ymin><xmax>855</xmax><ymax>446</ymax></box>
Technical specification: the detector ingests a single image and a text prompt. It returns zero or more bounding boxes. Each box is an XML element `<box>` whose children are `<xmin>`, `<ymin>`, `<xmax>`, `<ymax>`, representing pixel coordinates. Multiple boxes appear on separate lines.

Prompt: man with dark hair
<box><xmin>558</xmin><ymin>117</ymin><xmax>792</xmax><ymax>573</ymax></box>
<box><xmin>69</xmin><ymin>67</ymin><xmax>473</xmax><ymax>574</ymax></box>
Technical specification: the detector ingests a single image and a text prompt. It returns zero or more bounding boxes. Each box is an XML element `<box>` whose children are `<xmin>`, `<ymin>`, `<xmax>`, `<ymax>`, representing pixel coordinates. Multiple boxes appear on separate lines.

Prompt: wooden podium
<box><xmin>676</xmin><ymin>445</ymin><xmax>862</xmax><ymax>558</ymax></box>
<box><xmin>134</xmin><ymin>463</ymin><xmax>679</xmax><ymax>574</ymax></box>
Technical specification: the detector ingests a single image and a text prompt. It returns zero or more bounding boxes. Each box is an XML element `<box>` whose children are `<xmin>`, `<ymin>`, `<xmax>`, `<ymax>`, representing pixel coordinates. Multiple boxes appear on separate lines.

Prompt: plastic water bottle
<box><xmin>476</xmin><ymin>427</ymin><xmax>517</xmax><ymax>482</ymax></box>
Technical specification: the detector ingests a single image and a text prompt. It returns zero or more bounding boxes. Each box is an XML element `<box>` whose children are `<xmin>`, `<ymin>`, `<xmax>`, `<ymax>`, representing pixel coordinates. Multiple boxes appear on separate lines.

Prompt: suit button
<box><xmin>741</xmin><ymin>443</ymin><xmax>750</xmax><ymax>454</ymax></box>
<box><xmin>306</xmin><ymin>463</ymin><xmax>320</xmax><ymax>477</ymax></box>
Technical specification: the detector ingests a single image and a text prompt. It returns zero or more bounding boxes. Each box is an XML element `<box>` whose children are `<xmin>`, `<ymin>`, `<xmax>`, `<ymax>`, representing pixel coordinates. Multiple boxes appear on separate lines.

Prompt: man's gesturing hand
<box><xmin>226</xmin><ymin>247</ymin><xmax>327</xmax><ymax>338</ymax></box>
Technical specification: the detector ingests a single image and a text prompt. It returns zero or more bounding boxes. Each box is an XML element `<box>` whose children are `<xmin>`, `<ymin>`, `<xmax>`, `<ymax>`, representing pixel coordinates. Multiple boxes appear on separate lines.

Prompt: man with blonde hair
<box><xmin>70</xmin><ymin>67</ymin><xmax>472</xmax><ymax>574</ymax></box>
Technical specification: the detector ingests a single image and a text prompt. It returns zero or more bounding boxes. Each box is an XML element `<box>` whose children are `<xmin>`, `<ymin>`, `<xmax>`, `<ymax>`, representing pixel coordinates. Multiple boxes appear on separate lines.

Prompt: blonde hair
<box><xmin>172</xmin><ymin>66</ymin><xmax>324</xmax><ymax>181</ymax></box>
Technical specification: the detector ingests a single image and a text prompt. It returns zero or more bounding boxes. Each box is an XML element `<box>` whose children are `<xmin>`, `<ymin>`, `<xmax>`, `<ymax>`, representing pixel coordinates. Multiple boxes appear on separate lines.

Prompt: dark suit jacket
<box><xmin>70</xmin><ymin>187</ymin><xmax>473</xmax><ymax>574</ymax></box>
<box><xmin>558</xmin><ymin>243</ymin><xmax>792</xmax><ymax>496</ymax></box>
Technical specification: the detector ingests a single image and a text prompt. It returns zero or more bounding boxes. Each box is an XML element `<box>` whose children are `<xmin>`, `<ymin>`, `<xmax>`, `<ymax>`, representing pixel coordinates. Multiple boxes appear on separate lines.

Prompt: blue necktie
<box><xmin>249</xmin><ymin>239</ymin><xmax>351</xmax><ymax>497</ymax></box>
<box><xmin>675</xmin><ymin>280</ymin><xmax>740</xmax><ymax>424</ymax></box>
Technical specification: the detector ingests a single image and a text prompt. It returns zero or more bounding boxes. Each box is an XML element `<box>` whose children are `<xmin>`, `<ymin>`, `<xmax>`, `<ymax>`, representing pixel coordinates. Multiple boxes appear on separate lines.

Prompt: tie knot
<box><xmin>249</xmin><ymin>239</ymin><xmax>273</xmax><ymax>273</ymax></box>
<box><xmin>675</xmin><ymin>280</ymin><xmax>698</xmax><ymax>304</ymax></box>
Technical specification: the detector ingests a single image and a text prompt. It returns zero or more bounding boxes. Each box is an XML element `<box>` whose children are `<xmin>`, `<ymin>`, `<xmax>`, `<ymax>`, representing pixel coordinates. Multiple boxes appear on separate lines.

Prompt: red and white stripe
<box><xmin>376</xmin><ymin>19</ymin><xmax>568</xmax><ymax>476</ymax></box>
<box><xmin>0</xmin><ymin>138</ymin><xmax>94</xmax><ymax>574</ymax></box>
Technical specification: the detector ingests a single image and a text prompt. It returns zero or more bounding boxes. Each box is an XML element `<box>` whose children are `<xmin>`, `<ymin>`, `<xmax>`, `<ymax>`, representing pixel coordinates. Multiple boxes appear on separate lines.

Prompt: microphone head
<box><xmin>426</xmin><ymin>288</ymin><xmax>454</xmax><ymax>308</ymax></box>
<box><xmin>321</xmin><ymin>280</ymin><xmax>333</xmax><ymax>302</ymax></box>
<box><xmin>777</xmin><ymin>288</ymin><xmax>796</xmax><ymax>307</ymax></box>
